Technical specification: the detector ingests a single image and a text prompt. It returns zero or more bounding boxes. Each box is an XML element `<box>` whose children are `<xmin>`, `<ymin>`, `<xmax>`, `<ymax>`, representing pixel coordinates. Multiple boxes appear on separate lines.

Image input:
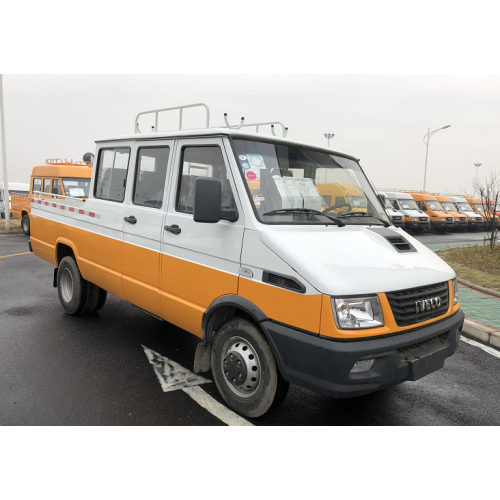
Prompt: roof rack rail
<box><xmin>134</xmin><ymin>102</ymin><xmax>288</xmax><ymax>138</ymax></box>
<box><xmin>46</xmin><ymin>159</ymin><xmax>92</xmax><ymax>167</ymax></box>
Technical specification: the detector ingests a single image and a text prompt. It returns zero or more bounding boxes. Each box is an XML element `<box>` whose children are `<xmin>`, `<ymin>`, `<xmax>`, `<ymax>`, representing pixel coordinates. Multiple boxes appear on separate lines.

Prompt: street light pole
<box><xmin>324</xmin><ymin>132</ymin><xmax>335</xmax><ymax>148</ymax></box>
<box><xmin>422</xmin><ymin>124</ymin><xmax>451</xmax><ymax>192</ymax></box>
<box><xmin>473</xmin><ymin>163</ymin><xmax>482</xmax><ymax>197</ymax></box>
<box><xmin>0</xmin><ymin>75</ymin><xmax>10</xmax><ymax>230</ymax></box>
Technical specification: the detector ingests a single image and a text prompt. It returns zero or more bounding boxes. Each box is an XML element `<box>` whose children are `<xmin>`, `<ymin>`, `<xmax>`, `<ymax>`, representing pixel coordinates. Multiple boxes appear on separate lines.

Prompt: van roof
<box><xmin>384</xmin><ymin>192</ymin><xmax>413</xmax><ymax>199</ymax></box>
<box><xmin>408</xmin><ymin>192</ymin><xmax>438</xmax><ymax>201</ymax></box>
<box><xmin>32</xmin><ymin>163</ymin><xmax>93</xmax><ymax>178</ymax></box>
<box><xmin>96</xmin><ymin>128</ymin><xmax>359</xmax><ymax>162</ymax></box>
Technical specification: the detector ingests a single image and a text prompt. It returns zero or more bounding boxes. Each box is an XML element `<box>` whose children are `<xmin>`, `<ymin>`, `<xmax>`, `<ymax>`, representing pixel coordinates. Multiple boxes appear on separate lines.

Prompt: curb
<box><xmin>462</xmin><ymin>319</ymin><xmax>500</xmax><ymax>349</ymax></box>
<box><xmin>457</xmin><ymin>278</ymin><xmax>500</xmax><ymax>298</ymax></box>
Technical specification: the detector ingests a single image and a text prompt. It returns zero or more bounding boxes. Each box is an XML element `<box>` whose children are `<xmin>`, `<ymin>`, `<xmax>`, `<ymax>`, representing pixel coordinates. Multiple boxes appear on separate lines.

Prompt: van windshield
<box><xmin>62</xmin><ymin>178</ymin><xmax>91</xmax><ymax>198</ymax></box>
<box><xmin>425</xmin><ymin>200</ymin><xmax>443</xmax><ymax>211</ymax></box>
<box><xmin>473</xmin><ymin>203</ymin><xmax>485</xmax><ymax>212</ymax></box>
<box><xmin>440</xmin><ymin>201</ymin><xmax>456</xmax><ymax>211</ymax></box>
<box><xmin>231</xmin><ymin>139</ymin><xmax>388</xmax><ymax>225</ymax></box>
<box><xmin>397</xmin><ymin>199</ymin><xmax>418</xmax><ymax>210</ymax></box>
<box><xmin>456</xmin><ymin>202</ymin><xmax>473</xmax><ymax>212</ymax></box>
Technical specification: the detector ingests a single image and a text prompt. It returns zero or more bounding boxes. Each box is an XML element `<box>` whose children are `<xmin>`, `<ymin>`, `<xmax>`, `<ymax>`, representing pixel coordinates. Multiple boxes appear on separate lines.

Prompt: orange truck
<box><xmin>405</xmin><ymin>191</ymin><xmax>455</xmax><ymax>234</ymax></box>
<box><xmin>435</xmin><ymin>195</ymin><xmax>467</xmax><ymax>231</ymax></box>
<box><xmin>11</xmin><ymin>159</ymin><xmax>93</xmax><ymax>235</ymax></box>
<box><xmin>465</xmin><ymin>196</ymin><xmax>498</xmax><ymax>230</ymax></box>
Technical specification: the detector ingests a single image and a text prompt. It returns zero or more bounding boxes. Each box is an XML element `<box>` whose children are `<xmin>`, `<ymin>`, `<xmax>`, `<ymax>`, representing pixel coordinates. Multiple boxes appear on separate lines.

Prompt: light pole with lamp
<box><xmin>324</xmin><ymin>133</ymin><xmax>335</xmax><ymax>148</ymax></box>
<box><xmin>423</xmin><ymin>124</ymin><xmax>451</xmax><ymax>191</ymax></box>
<box><xmin>473</xmin><ymin>163</ymin><xmax>482</xmax><ymax>197</ymax></box>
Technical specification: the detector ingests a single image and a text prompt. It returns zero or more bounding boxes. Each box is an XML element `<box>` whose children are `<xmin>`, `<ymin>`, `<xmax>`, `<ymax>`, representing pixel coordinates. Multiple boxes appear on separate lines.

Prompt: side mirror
<box><xmin>193</xmin><ymin>177</ymin><xmax>238</xmax><ymax>223</ymax></box>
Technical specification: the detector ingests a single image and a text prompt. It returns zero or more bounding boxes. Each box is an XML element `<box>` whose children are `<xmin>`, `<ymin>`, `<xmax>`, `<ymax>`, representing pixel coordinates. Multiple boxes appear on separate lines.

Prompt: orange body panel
<box><xmin>239</xmin><ymin>277</ymin><xmax>323</xmax><ymax>333</ymax></box>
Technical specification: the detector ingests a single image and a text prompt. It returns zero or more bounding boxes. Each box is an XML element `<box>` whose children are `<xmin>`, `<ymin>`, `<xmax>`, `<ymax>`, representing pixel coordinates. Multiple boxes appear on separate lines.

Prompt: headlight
<box><xmin>413</xmin><ymin>217</ymin><xmax>418</xmax><ymax>221</ymax></box>
<box><xmin>452</xmin><ymin>278</ymin><xmax>459</xmax><ymax>305</ymax></box>
<box><xmin>333</xmin><ymin>296</ymin><xmax>384</xmax><ymax>329</ymax></box>
<box><xmin>440</xmin><ymin>217</ymin><xmax>445</xmax><ymax>220</ymax></box>
<box><xmin>454</xmin><ymin>217</ymin><xmax>459</xmax><ymax>221</ymax></box>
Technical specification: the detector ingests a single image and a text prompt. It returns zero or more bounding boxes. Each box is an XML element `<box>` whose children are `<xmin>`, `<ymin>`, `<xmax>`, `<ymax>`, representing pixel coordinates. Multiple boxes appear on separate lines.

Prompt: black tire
<box><xmin>211</xmin><ymin>317</ymin><xmax>289</xmax><ymax>418</ymax></box>
<box><xmin>57</xmin><ymin>256</ymin><xmax>88</xmax><ymax>315</ymax></box>
<box><xmin>84</xmin><ymin>282</ymin><xmax>107</xmax><ymax>313</ymax></box>
<box><xmin>22</xmin><ymin>214</ymin><xmax>30</xmax><ymax>235</ymax></box>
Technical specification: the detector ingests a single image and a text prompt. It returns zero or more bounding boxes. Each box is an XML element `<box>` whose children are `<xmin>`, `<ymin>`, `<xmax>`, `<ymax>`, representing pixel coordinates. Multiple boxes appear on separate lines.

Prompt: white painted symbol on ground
<box><xmin>461</xmin><ymin>336</ymin><xmax>500</xmax><ymax>359</ymax></box>
<box><xmin>142</xmin><ymin>345</ymin><xmax>253</xmax><ymax>426</ymax></box>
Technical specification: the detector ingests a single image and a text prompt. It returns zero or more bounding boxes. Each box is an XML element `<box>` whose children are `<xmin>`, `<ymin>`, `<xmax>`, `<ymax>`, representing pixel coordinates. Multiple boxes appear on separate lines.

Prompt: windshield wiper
<box><xmin>263</xmin><ymin>208</ymin><xmax>345</xmax><ymax>227</ymax></box>
<box><xmin>337</xmin><ymin>211</ymin><xmax>390</xmax><ymax>227</ymax></box>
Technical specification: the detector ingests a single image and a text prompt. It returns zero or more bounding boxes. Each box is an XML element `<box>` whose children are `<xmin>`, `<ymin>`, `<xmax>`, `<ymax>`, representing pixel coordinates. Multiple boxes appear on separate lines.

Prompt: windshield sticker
<box><xmin>246</xmin><ymin>154</ymin><xmax>266</xmax><ymax>169</ymax></box>
<box><xmin>241</xmin><ymin>162</ymin><xmax>250</xmax><ymax>170</ymax></box>
<box><xmin>68</xmin><ymin>188</ymin><xmax>86</xmax><ymax>197</ymax></box>
<box><xmin>239</xmin><ymin>155</ymin><xmax>247</xmax><ymax>161</ymax></box>
<box><xmin>246</xmin><ymin>171</ymin><xmax>257</xmax><ymax>180</ymax></box>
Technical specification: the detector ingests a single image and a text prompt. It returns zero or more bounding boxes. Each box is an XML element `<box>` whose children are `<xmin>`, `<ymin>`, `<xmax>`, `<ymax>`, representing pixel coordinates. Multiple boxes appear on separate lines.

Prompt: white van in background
<box><xmin>383</xmin><ymin>191</ymin><xmax>430</xmax><ymax>234</ymax></box>
<box><xmin>376</xmin><ymin>192</ymin><xmax>405</xmax><ymax>229</ymax></box>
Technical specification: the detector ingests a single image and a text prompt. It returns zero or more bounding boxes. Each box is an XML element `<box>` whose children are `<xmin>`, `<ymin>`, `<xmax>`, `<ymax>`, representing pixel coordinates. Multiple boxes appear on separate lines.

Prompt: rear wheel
<box><xmin>211</xmin><ymin>317</ymin><xmax>289</xmax><ymax>418</ymax></box>
<box><xmin>84</xmin><ymin>282</ymin><xmax>108</xmax><ymax>313</ymax></box>
<box><xmin>22</xmin><ymin>214</ymin><xmax>30</xmax><ymax>235</ymax></box>
<box><xmin>57</xmin><ymin>256</ymin><xmax>88</xmax><ymax>315</ymax></box>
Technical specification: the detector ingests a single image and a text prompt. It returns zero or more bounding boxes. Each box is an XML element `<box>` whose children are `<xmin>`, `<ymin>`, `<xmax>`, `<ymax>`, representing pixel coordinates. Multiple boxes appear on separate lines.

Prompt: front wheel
<box><xmin>211</xmin><ymin>317</ymin><xmax>289</xmax><ymax>418</ymax></box>
<box><xmin>22</xmin><ymin>214</ymin><xmax>30</xmax><ymax>235</ymax></box>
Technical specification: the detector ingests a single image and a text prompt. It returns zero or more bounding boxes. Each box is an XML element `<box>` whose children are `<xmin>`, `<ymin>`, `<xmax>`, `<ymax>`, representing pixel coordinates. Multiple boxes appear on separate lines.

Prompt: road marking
<box><xmin>461</xmin><ymin>336</ymin><xmax>500</xmax><ymax>359</ymax></box>
<box><xmin>142</xmin><ymin>345</ymin><xmax>253</xmax><ymax>426</ymax></box>
<box><xmin>0</xmin><ymin>251</ymin><xmax>31</xmax><ymax>259</ymax></box>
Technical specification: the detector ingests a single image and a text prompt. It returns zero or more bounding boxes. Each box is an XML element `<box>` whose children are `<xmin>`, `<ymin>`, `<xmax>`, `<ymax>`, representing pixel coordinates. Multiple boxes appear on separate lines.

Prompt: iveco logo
<box><xmin>415</xmin><ymin>297</ymin><xmax>441</xmax><ymax>313</ymax></box>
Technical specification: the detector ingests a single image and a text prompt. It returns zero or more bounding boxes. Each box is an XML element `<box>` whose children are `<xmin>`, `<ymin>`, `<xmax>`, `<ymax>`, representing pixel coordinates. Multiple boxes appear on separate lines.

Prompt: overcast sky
<box><xmin>1</xmin><ymin>74</ymin><xmax>499</xmax><ymax>194</ymax></box>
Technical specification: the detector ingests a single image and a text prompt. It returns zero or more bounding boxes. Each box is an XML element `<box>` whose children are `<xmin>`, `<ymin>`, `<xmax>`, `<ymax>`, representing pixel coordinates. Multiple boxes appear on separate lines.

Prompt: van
<box><xmin>11</xmin><ymin>159</ymin><xmax>93</xmax><ymax>235</ymax></box>
<box><xmin>465</xmin><ymin>197</ymin><xmax>497</xmax><ymax>231</ymax></box>
<box><xmin>383</xmin><ymin>191</ymin><xmax>430</xmax><ymax>234</ymax></box>
<box><xmin>448</xmin><ymin>196</ymin><xmax>484</xmax><ymax>231</ymax></box>
<box><xmin>434</xmin><ymin>195</ymin><xmax>467</xmax><ymax>232</ymax></box>
<box><xmin>376</xmin><ymin>191</ymin><xmax>405</xmax><ymax>229</ymax></box>
<box><xmin>28</xmin><ymin>104</ymin><xmax>464</xmax><ymax>417</ymax></box>
<box><xmin>406</xmin><ymin>192</ymin><xmax>455</xmax><ymax>234</ymax></box>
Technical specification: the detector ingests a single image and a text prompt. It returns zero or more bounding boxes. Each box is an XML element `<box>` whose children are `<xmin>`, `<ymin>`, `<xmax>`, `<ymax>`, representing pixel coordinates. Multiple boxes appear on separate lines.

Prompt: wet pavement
<box><xmin>1</xmin><ymin>232</ymin><xmax>500</xmax><ymax>426</ymax></box>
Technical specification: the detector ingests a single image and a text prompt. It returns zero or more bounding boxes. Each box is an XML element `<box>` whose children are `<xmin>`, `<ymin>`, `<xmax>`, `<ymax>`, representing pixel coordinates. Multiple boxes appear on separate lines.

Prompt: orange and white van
<box><xmin>406</xmin><ymin>191</ymin><xmax>455</xmax><ymax>233</ymax></box>
<box><xmin>27</xmin><ymin>104</ymin><xmax>464</xmax><ymax>417</ymax></box>
<box><xmin>434</xmin><ymin>195</ymin><xmax>467</xmax><ymax>231</ymax></box>
<box><xmin>448</xmin><ymin>196</ymin><xmax>484</xmax><ymax>231</ymax></box>
<box><xmin>11</xmin><ymin>159</ymin><xmax>93</xmax><ymax>235</ymax></box>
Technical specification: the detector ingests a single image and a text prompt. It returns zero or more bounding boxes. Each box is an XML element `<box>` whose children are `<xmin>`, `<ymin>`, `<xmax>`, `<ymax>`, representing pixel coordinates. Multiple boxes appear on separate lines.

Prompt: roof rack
<box><xmin>134</xmin><ymin>102</ymin><xmax>288</xmax><ymax>138</ymax></box>
<box><xmin>46</xmin><ymin>159</ymin><xmax>93</xmax><ymax>167</ymax></box>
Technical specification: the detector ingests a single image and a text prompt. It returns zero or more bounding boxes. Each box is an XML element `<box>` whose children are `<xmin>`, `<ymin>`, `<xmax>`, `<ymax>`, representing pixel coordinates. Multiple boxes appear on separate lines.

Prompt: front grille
<box><xmin>446</xmin><ymin>217</ymin><xmax>453</xmax><ymax>221</ymax></box>
<box><xmin>392</xmin><ymin>216</ymin><xmax>402</xmax><ymax>221</ymax></box>
<box><xmin>419</xmin><ymin>217</ymin><xmax>427</xmax><ymax>221</ymax></box>
<box><xmin>460</xmin><ymin>217</ymin><xmax>466</xmax><ymax>221</ymax></box>
<box><xmin>386</xmin><ymin>281</ymin><xmax>449</xmax><ymax>327</ymax></box>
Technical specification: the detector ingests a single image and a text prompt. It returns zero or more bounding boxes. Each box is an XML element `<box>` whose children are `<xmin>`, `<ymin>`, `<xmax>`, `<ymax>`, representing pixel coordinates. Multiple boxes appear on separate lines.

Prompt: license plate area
<box><xmin>399</xmin><ymin>336</ymin><xmax>448</xmax><ymax>381</ymax></box>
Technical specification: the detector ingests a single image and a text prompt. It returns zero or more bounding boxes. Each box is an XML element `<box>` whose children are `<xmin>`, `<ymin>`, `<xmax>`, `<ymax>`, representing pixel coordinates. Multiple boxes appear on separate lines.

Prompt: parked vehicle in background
<box><xmin>0</xmin><ymin>181</ymin><xmax>29</xmax><ymax>219</ymax></box>
<box><xmin>448</xmin><ymin>196</ymin><xmax>484</xmax><ymax>231</ymax></box>
<box><xmin>26</xmin><ymin>103</ymin><xmax>464</xmax><ymax>417</ymax></box>
<box><xmin>383</xmin><ymin>191</ymin><xmax>430</xmax><ymax>234</ymax></box>
<box><xmin>465</xmin><ymin>197</ymin><xmax>492</xmax><ymax>229</ymax></box>
<box><xmin>376</xmin><ymin>191</ymin><xmax>405</xmax><ymax>229</ymax></box>
<box><xmin>406</xmin><ymin>192</ymin><xmax>455</xmax><ymax>234</ymax></box>
<box><xmin>11</xmin><ymin>159</ymin><xmax>92</xmax><ymax>235</ymax></box>
<box><xmin>434</xmin><ymin>195</ymin><xmax>467</xmax><ymax>232</ymax></box>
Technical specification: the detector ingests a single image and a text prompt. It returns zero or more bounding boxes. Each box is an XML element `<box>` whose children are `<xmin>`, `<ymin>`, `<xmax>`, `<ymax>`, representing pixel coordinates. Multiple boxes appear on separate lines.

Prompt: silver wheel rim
<box><xmin>60</xmin><ymin>268</ymin><xmax>74</xmax><ymax>303</ymax></box>
<box><xmin>23</xmin><ymin>219</ymin><xmax>27</xmax><ymax>231</ymax></box>
<box><xmin>220</xmin><ymin>336</ymin><xmax>261</xmax><ymax>398</ymax></box>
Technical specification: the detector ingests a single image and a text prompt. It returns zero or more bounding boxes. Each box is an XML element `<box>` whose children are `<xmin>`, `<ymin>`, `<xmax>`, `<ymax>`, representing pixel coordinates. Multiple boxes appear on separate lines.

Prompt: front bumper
<box><xmin>467</xmin><ymin>220</ymin><xmax>482</xmax><ymax>229</ymax></box>
<box><xmin>431</xmin><ymin>220</ymin><xmax>454</xmax><ymax>231</ymax></box>
<box><xmin>261</xmin><ymin>310</ymin><xmax>464</xmax><ymax>398</ymax></box>
<box><xmin>405</xmin><ymin>221</ymin><xmax>430</xmax><ymax>230</ymax></box>
<box><xmin>391</xmin><ymin>220</ymin><xmax>405</xmax><ymax>229</ymax></box>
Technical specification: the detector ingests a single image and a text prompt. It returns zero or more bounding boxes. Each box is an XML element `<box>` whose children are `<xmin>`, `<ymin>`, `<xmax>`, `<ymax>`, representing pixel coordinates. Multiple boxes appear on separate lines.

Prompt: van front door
<box><xmin>122</xmin><ymin>142</ymin><xmax>174</xmax><ymax>317</ymax></box>
<box><xmin>161</xmin><ymin>138</ymin><xmax>244</xmax><ymax>337</ymax></box>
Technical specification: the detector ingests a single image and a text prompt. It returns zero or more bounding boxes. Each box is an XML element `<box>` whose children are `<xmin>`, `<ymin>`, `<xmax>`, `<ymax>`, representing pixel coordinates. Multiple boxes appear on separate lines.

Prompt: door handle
<box><xmin>164</xmin><ymin>224</ymin><xmax>181</xmax><ymax>235</ymax></box>
<box><xmin>124</xmin><ymin>216</ymin><xmax>137</xmax><ymax>224</ymax></box>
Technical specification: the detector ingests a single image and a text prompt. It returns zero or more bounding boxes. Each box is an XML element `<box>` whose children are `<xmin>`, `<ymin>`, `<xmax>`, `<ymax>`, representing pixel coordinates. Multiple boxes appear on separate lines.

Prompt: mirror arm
<box><xmin>220</xmin><ymin>208</ymin><xmax>238</xmax><ymax>222</ymax></box>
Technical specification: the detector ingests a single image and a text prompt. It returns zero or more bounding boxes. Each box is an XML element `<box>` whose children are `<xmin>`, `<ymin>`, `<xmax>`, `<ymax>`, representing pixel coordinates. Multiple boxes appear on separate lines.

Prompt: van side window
<box><xmin>43</xmin><ymin>179</ymin><xmax>51</xmax><ymax>193</ymax></box>
<box><xmin>33</xmin><ymin>178</ymin><xmax>42</xmax><ymax>193</ymax></box>
<box><xmin>52</xmin><ymin>179</ymin><xmax>62</xmax><ymax>195</ymax></box>
<box><xmin>95</xmin><ymin>148</ymin><xmax>130</xmax><ymax>202</ymax></box>
<box><xmin>176</xmin><ymin>146</ymin><xmax>235</xmax><ymax>214</ymax></box>
<box><xmin>133</xmin><ymin>147</ymin><xmax>170</xmax><ymax>208</ymax></box>
<box><xmin>416</xmin><ymin>201</ymin><xmax>426</xmax><ymax>211</ymax></box>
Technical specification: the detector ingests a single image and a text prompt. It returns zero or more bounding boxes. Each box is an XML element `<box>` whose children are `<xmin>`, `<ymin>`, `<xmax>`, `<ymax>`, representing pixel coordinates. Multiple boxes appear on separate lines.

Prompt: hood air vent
<box><xmin>262</xmin><ymin>271</ymin><xmax>306</xmax><ymax>294</ymax></box>
<box><xmin>367</xmin><ymin>227</ymin><xmax>416</xmax><ymax>253</ymax></box>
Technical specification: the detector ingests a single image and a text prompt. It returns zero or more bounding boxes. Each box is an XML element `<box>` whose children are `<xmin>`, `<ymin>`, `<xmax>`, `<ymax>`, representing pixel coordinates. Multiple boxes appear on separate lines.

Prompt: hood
<box><xmin>261</xmin><ymin>225</ymin><xmax>455</xmax><ymax>296</ymax></box>
<box><xmin>401</xmin><ymin>209</ymin><xmax>428</xmax><ymax>219</ymax></box>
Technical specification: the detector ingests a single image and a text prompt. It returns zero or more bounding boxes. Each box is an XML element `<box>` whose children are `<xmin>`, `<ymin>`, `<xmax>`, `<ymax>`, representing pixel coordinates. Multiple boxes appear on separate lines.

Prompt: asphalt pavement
<box><xmin>1</xmin><ymin>232</ymin><xmax>499</xmax><ymax>426</ymax></box>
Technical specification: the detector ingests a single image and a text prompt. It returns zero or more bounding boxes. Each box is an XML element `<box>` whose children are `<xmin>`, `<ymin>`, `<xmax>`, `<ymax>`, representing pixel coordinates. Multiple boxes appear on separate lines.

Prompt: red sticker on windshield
<box><xmin>246</xmin><ymin>171</ymin><xmax>257</xmax><ymax>180</ymax></box>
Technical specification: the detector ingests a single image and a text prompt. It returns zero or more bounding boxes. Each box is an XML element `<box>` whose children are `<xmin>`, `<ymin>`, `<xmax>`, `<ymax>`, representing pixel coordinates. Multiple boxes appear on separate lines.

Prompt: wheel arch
<box><xmin>55</xmin><ymin>238</ymin><xmax>79</xmax><ymax>266</ymax></box>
